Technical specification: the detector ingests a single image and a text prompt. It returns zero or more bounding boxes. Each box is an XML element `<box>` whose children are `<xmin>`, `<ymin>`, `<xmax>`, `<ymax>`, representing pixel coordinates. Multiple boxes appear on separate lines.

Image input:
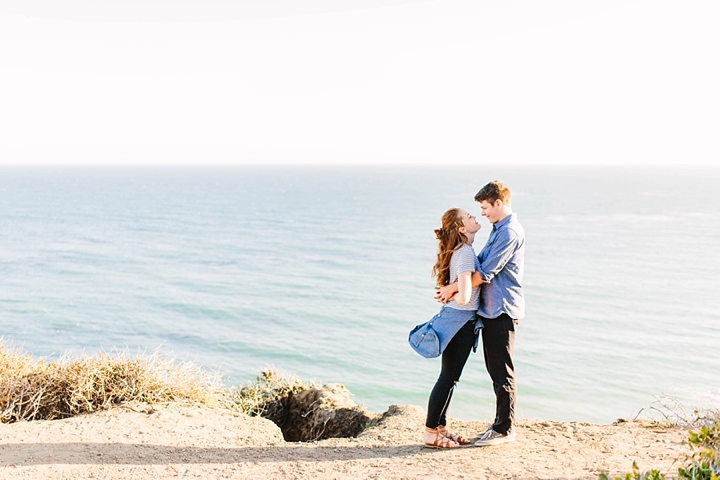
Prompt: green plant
<box><xmin>599</xmin><ymin>461</ymin><xmax>666</xmax><ymax>480</ymax></box>
<box><xmin>600</xmin><ymin>417</ymin><xmax>720</xmax><ymax>480</ymax></box>
<box><xmin>678</xmin><ymin>422</ymin><xmax>720</xmax><ymax>480</ymax></box>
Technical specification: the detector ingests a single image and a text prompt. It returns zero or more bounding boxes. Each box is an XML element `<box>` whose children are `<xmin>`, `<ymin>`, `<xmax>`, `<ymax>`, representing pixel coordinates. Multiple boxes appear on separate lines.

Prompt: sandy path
<box><xmin>0</xmin><ymin>403</ymin><xmax>690</xmax><ymax>479</ymax></box>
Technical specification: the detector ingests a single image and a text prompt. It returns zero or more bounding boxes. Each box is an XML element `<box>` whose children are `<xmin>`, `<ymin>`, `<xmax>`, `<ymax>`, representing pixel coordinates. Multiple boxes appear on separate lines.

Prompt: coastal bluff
<box><xmin>0</xmin><ymin>401</ymin><xmax>690</xmax><ymax>480</ymax></box>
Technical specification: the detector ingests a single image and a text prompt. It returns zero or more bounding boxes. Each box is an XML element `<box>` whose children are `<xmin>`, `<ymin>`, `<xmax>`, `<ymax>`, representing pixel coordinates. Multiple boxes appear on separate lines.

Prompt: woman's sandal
<box><xmin>423</xmin><ymin>428</ymin><xmax>461</xmax><ymax>449</ymax></box>
<box><xmin>437</xmin><ymin>425</ymin><xmax>473</xmax><ymax>445</ymax></box>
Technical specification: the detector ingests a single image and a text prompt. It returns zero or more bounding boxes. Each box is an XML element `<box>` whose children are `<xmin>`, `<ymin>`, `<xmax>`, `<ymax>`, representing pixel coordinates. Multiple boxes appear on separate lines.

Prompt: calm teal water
<box><xmin>1</xmin><ymin>166</ymin><xmax>719</xmax><ymax>423</ymax></box>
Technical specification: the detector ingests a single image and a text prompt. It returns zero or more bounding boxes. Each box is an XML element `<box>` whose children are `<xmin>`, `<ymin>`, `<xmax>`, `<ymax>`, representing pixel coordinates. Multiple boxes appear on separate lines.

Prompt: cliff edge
<box><xmin>0</xmin><ymin>402</ymin><xmax>690</xmax><ymax>480</ymax></box>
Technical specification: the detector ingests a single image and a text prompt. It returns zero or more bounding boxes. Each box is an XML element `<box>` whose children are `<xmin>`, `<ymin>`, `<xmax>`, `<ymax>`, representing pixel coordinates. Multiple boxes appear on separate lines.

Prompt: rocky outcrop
<box><xmin>263</xmin><ymin>383</ymin><xmax>378</xmax><ymax>442</ymax></box>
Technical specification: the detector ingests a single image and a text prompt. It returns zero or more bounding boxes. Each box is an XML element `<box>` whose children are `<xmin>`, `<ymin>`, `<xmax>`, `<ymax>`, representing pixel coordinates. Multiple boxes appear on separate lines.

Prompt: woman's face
<box><xmin>458</xmin><ymin>208</ymin><xmax>481</xmax><ymax>234</ymax></box>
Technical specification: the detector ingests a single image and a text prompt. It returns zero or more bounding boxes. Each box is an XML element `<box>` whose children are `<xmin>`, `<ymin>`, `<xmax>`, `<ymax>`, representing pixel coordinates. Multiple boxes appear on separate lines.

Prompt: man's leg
<box><xmin>480</xmin><ymin>313</ymin><xmax>516</xmax><ymax>434</ymax></box>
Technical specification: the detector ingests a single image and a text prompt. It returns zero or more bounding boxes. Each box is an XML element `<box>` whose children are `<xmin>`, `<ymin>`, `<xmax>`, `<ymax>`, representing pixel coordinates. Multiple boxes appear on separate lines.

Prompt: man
<box><xmin>436</xmin><ymin>180</ymin><xmax>525</xmax><ymax>446</ymax></box>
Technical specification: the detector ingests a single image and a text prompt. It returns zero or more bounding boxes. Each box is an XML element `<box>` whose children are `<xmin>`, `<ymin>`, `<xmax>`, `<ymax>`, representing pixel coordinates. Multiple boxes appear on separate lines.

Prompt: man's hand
<box><xmin>434</xmin><ymin>284</ymin><xmax>457</xmax><ymax>304</ymax></box>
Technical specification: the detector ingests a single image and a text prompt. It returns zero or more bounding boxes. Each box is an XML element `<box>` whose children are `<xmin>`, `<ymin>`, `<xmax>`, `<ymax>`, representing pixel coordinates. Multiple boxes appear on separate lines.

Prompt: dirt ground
<box><xmin>0</xmin><ymin>403</ymin><xmax>691</xmax><ymax>480</ymax></box>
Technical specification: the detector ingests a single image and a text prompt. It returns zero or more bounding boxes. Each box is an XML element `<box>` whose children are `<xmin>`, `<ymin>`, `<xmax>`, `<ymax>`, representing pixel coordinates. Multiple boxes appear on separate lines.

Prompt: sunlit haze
<box><xmin>1</xmin><ymin>0</ymin><xmax>718</xmax><ymax>166</ymax></box>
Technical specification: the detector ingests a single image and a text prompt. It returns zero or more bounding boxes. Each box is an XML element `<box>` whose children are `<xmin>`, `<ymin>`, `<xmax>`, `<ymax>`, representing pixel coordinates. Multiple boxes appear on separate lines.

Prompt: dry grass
<box><xmin>0</xmin><ymin>341</ymin><xmax>314</xmax><ymax>428</ymax></box>
<box><xmin>232</xmin><ymin>369</ymin><xmax>311</xmax><ymax>423</ymax></box>
<box><xmin>635</xmin><ymin>393</ymin><xmax>720</xmax><ymax>428</ymax></box>
<box><xmin>0</xmin><ymin>342</ymin><xmax>228</xmax><ymax>423</ymax></box>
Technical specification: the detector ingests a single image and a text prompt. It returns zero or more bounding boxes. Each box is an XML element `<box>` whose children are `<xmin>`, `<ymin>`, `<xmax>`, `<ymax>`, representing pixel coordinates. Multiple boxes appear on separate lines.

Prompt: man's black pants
<box><xmin>480</xmin><ymin>313</ymin><xmax>517</xmax><ymax>435</ymax></box>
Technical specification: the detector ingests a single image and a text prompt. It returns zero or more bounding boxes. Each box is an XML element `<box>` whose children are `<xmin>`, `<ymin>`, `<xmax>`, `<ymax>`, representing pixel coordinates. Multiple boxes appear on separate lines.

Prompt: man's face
<box><xmin>479</xmin><ymin>199</ymin><xmax>504</xmax><ymax>224</ymax></box>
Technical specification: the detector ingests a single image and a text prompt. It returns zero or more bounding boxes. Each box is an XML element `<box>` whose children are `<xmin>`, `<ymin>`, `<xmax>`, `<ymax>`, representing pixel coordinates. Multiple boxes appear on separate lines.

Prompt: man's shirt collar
<box><xmin>492</xmin><ymin>212</ymin><xmax>514</xmax><ymax>231</ymax></box>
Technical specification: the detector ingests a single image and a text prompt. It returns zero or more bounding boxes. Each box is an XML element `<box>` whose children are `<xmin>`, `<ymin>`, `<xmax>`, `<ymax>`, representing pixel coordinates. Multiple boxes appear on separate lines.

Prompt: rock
<box><xmin>271</xmin><ymin>383</ymin><xmax>376</xmax><ymax>442</ymax></box>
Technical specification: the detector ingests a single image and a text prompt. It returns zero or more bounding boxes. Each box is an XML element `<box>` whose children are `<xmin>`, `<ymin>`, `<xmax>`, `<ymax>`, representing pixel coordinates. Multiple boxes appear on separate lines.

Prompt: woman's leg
<box><xmin>425</xmin><ymin>320</ymin><xmax>476</xmax><ymax>429</ymax></box>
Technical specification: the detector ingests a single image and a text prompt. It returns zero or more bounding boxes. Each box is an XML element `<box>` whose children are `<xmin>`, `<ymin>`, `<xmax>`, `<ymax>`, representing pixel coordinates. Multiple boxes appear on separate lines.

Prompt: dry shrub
<box><xmin>233</xmin><ymin>369</ymin><xmax>311</xmax><ymax>423</ymax></box>
<box><xmin>635</xmin><ymin>393</ymin><xmax>720</xmax><ymax>428</ymax></box>
<box><xmin>0</xmin><ymin>342</ymin><xmax>226</xmax><ymax>423</ymax></box>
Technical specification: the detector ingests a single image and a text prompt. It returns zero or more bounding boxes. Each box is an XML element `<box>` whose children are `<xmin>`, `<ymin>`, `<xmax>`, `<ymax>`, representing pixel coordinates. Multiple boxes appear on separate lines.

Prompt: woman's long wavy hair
<box><xmin>431</xmin><ymin>208</ymin><xmax>467</xmax><ymax>287</ymax></box>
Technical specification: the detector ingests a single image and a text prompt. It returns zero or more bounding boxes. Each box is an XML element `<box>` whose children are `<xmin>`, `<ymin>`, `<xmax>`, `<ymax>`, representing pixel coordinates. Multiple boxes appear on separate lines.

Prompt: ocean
<box><xmin>1</xmin><ymin>165</ymin><xmax>719</xmax><ymax>424</ymax></box>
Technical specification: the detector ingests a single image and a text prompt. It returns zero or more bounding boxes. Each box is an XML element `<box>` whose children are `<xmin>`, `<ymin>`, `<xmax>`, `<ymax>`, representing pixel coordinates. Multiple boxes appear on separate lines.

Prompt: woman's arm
<box><xmin>435</xmin><ymin>271</ymin><xmax>482</xmax><ymax>303</ymax></box>
<box><xmin>453</xmin><ymin>270</ymin><xmax>474</xmax><ymax>305</ymax></box>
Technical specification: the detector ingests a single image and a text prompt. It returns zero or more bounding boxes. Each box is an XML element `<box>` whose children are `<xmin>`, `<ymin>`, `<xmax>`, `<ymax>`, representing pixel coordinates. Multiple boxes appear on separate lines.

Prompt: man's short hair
<box><xmin>474</xmin><ymin>180</ymin><xmax>511</xmax><ymax>205</ymax></box>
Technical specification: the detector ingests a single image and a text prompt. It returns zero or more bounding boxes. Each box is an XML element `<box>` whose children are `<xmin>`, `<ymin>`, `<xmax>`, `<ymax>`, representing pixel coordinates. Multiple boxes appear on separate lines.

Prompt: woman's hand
<box><xmin>434</xmin><ymin>284</ymin><xmax>457</xmax><ymax>304</ymax></box>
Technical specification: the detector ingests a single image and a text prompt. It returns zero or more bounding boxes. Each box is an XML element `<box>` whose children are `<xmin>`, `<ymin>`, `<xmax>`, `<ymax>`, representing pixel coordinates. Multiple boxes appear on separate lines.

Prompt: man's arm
<box><xmin>434</xmin><ymin>229</ymin><xmax>519</xmax><ymax>303</ymax></box>
<box><xmin>477</xmin><ymin>229</ymin><xmax>520</xmax><ymax>284</ymax></box>
<box><xmin>435</xmin><ymin>271</ymin><xmax>482</xmax><ymax>303</ymax></box>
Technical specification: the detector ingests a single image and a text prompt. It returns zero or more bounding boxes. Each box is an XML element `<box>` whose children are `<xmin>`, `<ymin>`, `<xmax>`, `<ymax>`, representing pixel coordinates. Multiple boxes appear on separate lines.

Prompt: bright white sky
<box><xmin>1</xmin><ymin>0</ymin><xmax>718</xmax><ymax>166</ymax></box>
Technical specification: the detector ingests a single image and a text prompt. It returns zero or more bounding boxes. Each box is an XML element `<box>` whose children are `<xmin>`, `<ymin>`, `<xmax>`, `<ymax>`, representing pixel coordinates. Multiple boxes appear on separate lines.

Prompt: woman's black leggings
<box><xmin>425</xmin><ymin>320</ymin><xmax>476</xmax><ymax>429</ymax></box>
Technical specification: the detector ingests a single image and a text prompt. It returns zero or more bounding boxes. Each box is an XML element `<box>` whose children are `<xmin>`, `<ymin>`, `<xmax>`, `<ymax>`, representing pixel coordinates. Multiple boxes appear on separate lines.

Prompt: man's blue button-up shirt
<box><xmin>476</xmin><ymin>213</ymin><xmax>525</xmax><ymax>320</ymax></box>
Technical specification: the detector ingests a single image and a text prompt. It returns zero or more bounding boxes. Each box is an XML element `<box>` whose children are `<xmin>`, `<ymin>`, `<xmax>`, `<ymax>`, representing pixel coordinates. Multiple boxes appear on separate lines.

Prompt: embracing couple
<box><xmin>411</xmin><ymin>180</ymin><xmax>525</xmax><ymax>449</ymax></box>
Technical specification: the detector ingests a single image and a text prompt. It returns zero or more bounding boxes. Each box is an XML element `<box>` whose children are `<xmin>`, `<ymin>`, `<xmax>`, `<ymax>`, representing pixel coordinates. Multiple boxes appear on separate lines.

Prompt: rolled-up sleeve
<box><xmin>478</xmin><ymin>229</ymin><xmax>520</xmax><ymax>283</ymax></box>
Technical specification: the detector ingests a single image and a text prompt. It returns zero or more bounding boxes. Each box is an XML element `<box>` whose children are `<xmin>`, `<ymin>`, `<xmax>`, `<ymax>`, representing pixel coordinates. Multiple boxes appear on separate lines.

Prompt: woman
<box><xmin>423</xmin><ymin>207</ymin><xmax>482</xmax><ymax>449</ymax></box>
